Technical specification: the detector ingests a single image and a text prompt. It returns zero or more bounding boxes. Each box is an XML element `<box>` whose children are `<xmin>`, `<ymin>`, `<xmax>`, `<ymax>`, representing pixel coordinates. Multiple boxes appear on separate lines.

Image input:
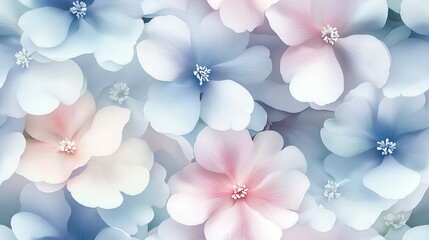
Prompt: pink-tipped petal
<box><xmin>266</xmin><ymin>0</ymin><xmax>318</xmax><ymax>46</ymax></box>
<box><xmin>194</xmin><ymin>127</ymin><xmax>253</xmax><ymax>181</ymax></box>
<box><xmin>282</xmin><ymin>43</ymin><xmax>344</xmax><ymax>105</ymax></box>
<box><xmin>16</xmin><ymin>139</ymin><xmax>90</xmax><ymax>184</ymax></box>
<box><xmin>25</xmin><ymin>92</ymin><xmax>96</xmax><ymax>144</ymax></box>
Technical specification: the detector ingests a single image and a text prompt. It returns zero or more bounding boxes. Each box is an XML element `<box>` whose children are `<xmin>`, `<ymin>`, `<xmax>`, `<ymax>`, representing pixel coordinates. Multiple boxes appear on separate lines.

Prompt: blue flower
<box><xmin>18</xmin><ymin>0</ymin><xmax>144</xmax><ymax>71</ymax></box>
<box><xmin>322</xmin><ymin>82</ymin><xmax>429</xmax><ymax>202</ymax></box>
<box><xmin>137</xmin><ymin>10</ymin><xmax>272</xmax><ymax>135</ymax></box>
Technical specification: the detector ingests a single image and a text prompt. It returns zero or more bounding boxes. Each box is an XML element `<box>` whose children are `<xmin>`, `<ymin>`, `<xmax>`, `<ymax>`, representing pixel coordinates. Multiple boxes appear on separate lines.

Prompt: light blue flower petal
<box><xmin>200</xmin><ymin>80</ymin><xmax>254</xmax><ymax>131</ymax></box>
<box><xmin>18</xmin><ymin>7</ymin><xmax>73</xmax><ymax>48</ymax></box>
<box><xmin>403</xmin><ymin>225</ymin><xmax>429</xmax><ymax>240</ymax></box>
<box><xmin>321</xmin><ymin>99</ymin><xmax>377</xmax><ymax>157</ymax></box>
<box><xmin>383</xmin><ymin>39</ymin><xmax>429</xmax><ymax>98</ymax></box>
<box><xmin>144</xmin><ymin>80</ymin><xmax>201</xmax><ymax>135</ymax></box>
<box><xmin>211</xmin><ymin>46</ymin><xmax>272</xmax><ymax>85</ymax></box>
<box><xmin>363</xmin><ymin>156</ymin><xmax>421</xmax><ymax>200</ymax></box>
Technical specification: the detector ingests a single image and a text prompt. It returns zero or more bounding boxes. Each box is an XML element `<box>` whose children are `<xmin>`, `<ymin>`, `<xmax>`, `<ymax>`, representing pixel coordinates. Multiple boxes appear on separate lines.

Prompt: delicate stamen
<box><xmin>193</xmin><ymin>64</ymin><xmax>211</xmax><ymax>86</ymax></box>
<box><xmin>384</xmin><ymin>213</ymin><xmax>406</xmax><ymax>229</ymax></box>
<box><xmin>324</xmin><ymin>180</ymin><xmax>341</xmax><ymax>201</ymax></box>
<box><xmin>377</xmin><ymin>138</ymin><xmax>396</xmax><ymax>156</ymax></box>
<box><xmin>321</xmin><ymin>25</ymin><xmax>339</xmax><ymax>45</ymax></box>
<box><xmin>58</xmin><ymin>138</ymin><xmax>77</xmax><ymax>154</ymax></box>
<box><xmin>70</xmin><ymin>1</ymin><xmax>87</xmax><ymax>19</ymax></box>
<box><xmin>232</xmin><ymin>183</ymin><xmax>248</xmax><ymax>200</ymax></box>
<box><xmin>15</xmin><ymin>48</ymin><xmax>33</xmax><ymax>68</ymax></box>
<box><xmin>109</xmin><ymin>82</ymin><xmax>130</xmax><ymax>104</ymax></box>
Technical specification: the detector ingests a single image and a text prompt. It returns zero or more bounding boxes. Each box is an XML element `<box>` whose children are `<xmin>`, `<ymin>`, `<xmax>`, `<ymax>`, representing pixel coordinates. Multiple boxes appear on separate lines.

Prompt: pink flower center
<box><xmin>58</xmin><ymin>137</ymin><xmax>77</xmax><ymax>154</ymax></box>
<box><xmin>321</xmin><ymin>25</ymin><xmax>339</xmax><ymax>45</ymax></box>
<box><xmin>232</xmin><ymin>183</ymin><xmax>248</xmax><ymax>200</ymax></box>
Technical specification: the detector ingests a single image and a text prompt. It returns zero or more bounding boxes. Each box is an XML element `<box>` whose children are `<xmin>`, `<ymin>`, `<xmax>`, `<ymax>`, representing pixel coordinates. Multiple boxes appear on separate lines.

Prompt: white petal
<box><xmin>200</xmin><ymin>80</ymin><xmax>254</xmax><ymax>131</ymax></box>
<box><xmin>283</xmin><ymin>44</ymin><xmax>344</xmax><ymax>106</ymax></box>
<box><xmin>67</xmin><ymin>139</ymin><xmax>153</xmax><ymax>209</ymax></box>
<box><xmin>15</xmin><ymin>60</ymin><xmax>84</xmax><ymax>116</ymax></box>
<box><xmin>401</xmin><ymin>0</ymin><xmax>429</xmax><ymax>35</ymax></box>
<box><xmin>403</xmin><ymin>225</ymin><xmax>429</xmax><ymax>240</ymax></box>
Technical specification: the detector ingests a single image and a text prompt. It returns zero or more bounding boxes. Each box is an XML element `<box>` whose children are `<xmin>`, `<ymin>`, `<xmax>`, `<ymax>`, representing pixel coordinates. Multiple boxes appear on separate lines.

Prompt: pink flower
<box><xmin>15</xmin><ymin>93</ymin><xmax>152</xmax><ymax>209</ymax></box>
<box><xmin>266</xmin><ymin>0</ymin><xmax>390</xmax><ymax>106</ymax></box>
<box><xmin>207</xmin><ymin>0</ymin><xmax>279</xmax><ymax>32</ymax></box>
<box><xmin>167</xmin><ymin>127</ymin><xmax>309</xmax><ymax>240</ymax></box>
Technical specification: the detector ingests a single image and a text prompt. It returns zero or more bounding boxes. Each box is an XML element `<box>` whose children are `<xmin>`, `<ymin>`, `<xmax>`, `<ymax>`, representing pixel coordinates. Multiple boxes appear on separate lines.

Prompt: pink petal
<box><xmin>79</xmin><ymin>106</ymin><xmax>130</xmax><ymax>157</ymax></box>
<box><xmin>219</xmin><ymin>0</ymin><xmax>265</xmax><ymax>32</ymax></box>
<box><xmin>246</xmin><ymin>170</ymin><xmax>309</xmax><ymax>228</ymax></box>
<box><xmin>169</xmin><ymin>164</ymin><xmax>232</xmax><ymax>198</ymax></box>
<box><xmin>282</xmin><ymin>42</ymin><xmax>344</xmax><ymax>105</ymax></box>
<box><xmin>67</xmin><ymin>139</ymin><xmax>153</xmax><ymax>209</ymax></box>
<box><xmin>239</xmin><ymin>131</ymin><xmax>284</xmax><ymax>184</ymax></box>
<box><xmin>266</xmin><ymin>0</ymin><xmax>319</xmax><ymax>46</ymax></box>
<box><xmin>25</xmin><ymin>92</ymin><xmax>96</xmax><ymax>144</ymax></box>
<box><xmin>16</xmin><ymin>139</ymin><xmax>90</xmax><ymax>184</ymax></box>
<box><xmin>204</xmin><ymin>202</ymin><xmax>282</xmax><ymax>240</ymax></box>
<box><xmin>194</xmin><ymin>127</ymin><xmax>253</xmax><ymax>181</ymax></box>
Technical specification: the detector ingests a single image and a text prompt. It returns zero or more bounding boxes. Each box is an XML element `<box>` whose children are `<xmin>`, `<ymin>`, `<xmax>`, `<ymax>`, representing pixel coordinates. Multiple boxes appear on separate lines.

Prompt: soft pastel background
<box><xmin>1</xmin><ymin>0</ymin><xmax>429</xmax><ymax>239</ymax></box>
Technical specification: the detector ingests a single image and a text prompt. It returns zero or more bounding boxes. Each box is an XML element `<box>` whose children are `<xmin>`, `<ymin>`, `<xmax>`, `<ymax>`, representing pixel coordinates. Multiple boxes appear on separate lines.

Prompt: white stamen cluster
<box><xmin>384</xmin><ymin>213</ymin><xmax>406</xmax><ymax>229</ymax></box>
<box><xmin>15</xmin><ymin>48</ymin><xmax>33</xmax><ymax>68</ymax></box>
<box><xmin>324</xmin><ymin>180</ymin><xmax>341</xmax><ymax>201</ymax></box>
<box><xmin>377</xmin><ymin>138</ymin><xmax>396</xmax><ymax>156</ymax></box>
<box><xmin>321</xmin><ymin>25</ymin><xmax>339</xmax><ymax>45</ymax></box>
<box><xmin>232</xmin><ymin>183</ymin><xmax>248</xmax><ymax>200</ymax></box>
<box><xmin>70</xmin><ymin>1</ymin><xmax>87</xmax><ymax>19</ymax></box>
<box><xmin>193</xmin><ymin>64</ymin><xmax>211</xmax><ymax>86</ymax></box>
<box><xmin>109</xmin><ymin>82</ymin><xmax>130</xmax><ymax>104</ymax></box>
<box><xmin>58</xmin><ymin>138</ymin><xmax>77</xmax><ymax>154</ymax></box>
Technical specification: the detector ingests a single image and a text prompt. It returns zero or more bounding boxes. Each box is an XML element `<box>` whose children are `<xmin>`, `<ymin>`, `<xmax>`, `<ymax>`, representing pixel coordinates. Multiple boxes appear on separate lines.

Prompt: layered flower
<box><xmin>266</xmin><ymin>0</ymin><xmax>390</xmax><ymax>106</ymax></box>
<box><xmin>137</xmin><ymin>10</ymin><xmax>272</xmax><ymax>135</ymax></box>
<box><xmin>16</xmin><ymin>93</ymin><xmax>153</xmax><ymax>209</ymax></box>
<box><xmin>167</xmin><ymin>127</ymin><xmax>309</xmax><ymax>239</ymax></box>
<box><xmin>207</xmin><ymin>0</ymin><xmax>279</xmax><ymax>32</ymax></box>
<box><xmin>18</xmin><ymin>0</ymin><xmax>144</xmax><ymax>71</ymax></box>
<box><xmin>321</xmin><ymin>83</ymin><xmax>429</xmax><ymax>221</ymax></box>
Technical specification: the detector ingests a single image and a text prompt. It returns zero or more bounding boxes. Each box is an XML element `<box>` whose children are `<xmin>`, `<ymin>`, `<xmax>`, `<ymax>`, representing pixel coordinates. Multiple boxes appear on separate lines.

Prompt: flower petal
<box><xmin>79</xmin><ymin>106</ymin><xmax>130</xmax><ymax>157</ymax></box>
<box><xmin>403</xmin><ymin>225</ymin><xmax>429</xmax><ymax>240</ymax></box>
<box><xmin>25</xmin><ymin>92</ymin><xmax>96</xmax><ymax>144</ymax></box>
<box><xmin>193</xmin><ymin>127</ymin><xmax>253</xmax><ymax>180</ymax></box>
<box><xmin>17</xmin><ymin>139</ymin><xmax>90</xmax><ymax>184</ymax></box>
<box><xmin>334</xmin><ymin>35</ymin><xmax>390</xmax><ymax>89</ymax></box>
<box><xmin>67</xmin><ymin>139</ymin><xmax>153</xmax><ymax>209</ymax></box>
<box><xmin>200</xmin><ymin>80</ymin><xmax>254</xmax><ymax>131</ymax></box>
<box><xmin>0</xmin><ymin>132</ymin><xmax>25</xmax><ymax>185</ymax></box>
<box><xmin>282</xmin><ymin>43</ymin><xmax>344</xmax><ymax>105</ymax></box>
<box><xmin>363</xmin><ymin>156</ymin><xmax>421</xmax><ymax>200</ymax></box>
<box><xmin>211</xmin><ymin>46</ymin><xmax>272</xmax><ymax>85</ymax></box>
<box><xmin>136</xmin><ymin>15</ymin><xmax>191</xmax><ymax>81</ymax></box>
<box><xmin>321</xmin><ymin>99</ymin><xmax>376</xmax><ymax>157</ymax></box>
<box><xmin>401</xmin><ymin>0</ymin><xmax>429</xmax><ymax>35</ymax></box>
<box><xmin>144</xmin><ymin>80</ymin><xmax>201</xmax><ymax>135</ymax></box>
<box><xmin>218</xmin><ymin>0</ymin><xmax>265</xmax><ymax>32</ymax></box>
<box><xmin>204</xmin><ymin>202</ymin><xmax>282</xmax><ymax>240</ymax></box>
<box><xmin>246</xmin><ymin>170</ymin><xmax>309</xmax><ymax>229</ymax></box>
<box><xmin>383</xmin><ymin>39</ymin><xmax>429</xmax><ymax>98</ymax></box>
<box><xmin>266</xmin><ymin>0</ymin><xmax>317</xmax><ymax>46</ymax></box>
<box><xmin>18</xmin><ymin>7</ymin><xmax>73</xmax><ymax>48</ymax></box>
<box><xmin>15</xmin><ymin>60</ymin><xmax>84</xmax><ymax>116</ymax></box>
